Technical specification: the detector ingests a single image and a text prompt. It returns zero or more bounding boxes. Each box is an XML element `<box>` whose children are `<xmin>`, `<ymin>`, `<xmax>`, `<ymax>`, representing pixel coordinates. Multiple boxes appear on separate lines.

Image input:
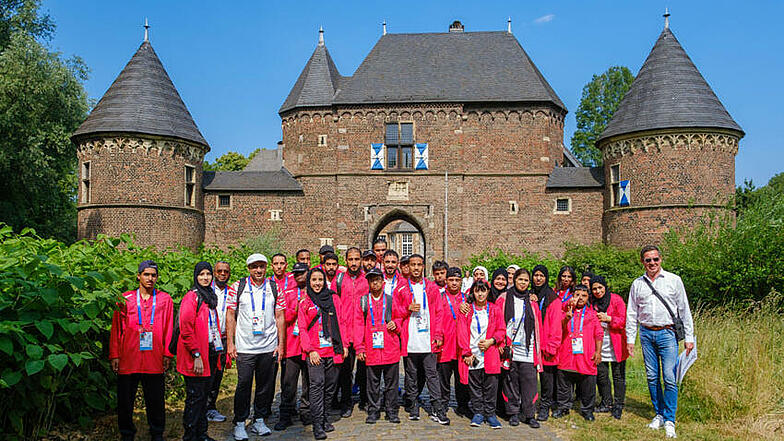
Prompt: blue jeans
<box><xmin>640</xmin><ymin>327</ymin><xmax>679</xmax><ymax>422</ymax></box>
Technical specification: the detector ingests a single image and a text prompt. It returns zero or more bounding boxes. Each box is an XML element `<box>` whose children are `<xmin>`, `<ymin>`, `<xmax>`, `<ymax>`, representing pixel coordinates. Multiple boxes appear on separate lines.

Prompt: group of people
<box><xmin>109</xmin><ymin>240</ymin><xmax>695</xmax><ymax>440</ymax></box>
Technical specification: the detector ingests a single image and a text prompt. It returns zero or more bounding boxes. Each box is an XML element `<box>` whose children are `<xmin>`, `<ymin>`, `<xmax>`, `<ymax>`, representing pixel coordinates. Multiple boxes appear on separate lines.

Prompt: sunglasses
<box><xmin>644</xmin><ymin>257</ymin><xmax>661</xmax><ymax>263</ymax></box>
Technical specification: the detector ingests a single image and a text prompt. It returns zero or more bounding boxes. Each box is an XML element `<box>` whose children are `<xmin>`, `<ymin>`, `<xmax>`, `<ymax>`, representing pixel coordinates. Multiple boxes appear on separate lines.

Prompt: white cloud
<box><xmin>534</xmin><ymin>14</ymin><xmax>555</xmax><ymax>24</ymax></box>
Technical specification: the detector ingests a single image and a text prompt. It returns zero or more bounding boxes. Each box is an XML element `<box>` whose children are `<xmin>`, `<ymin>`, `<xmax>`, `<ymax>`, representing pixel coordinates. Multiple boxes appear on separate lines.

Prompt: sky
<box><xmin>44</xmin><ymin>0</ymin><xmax>783</xmax><ymax>187</ymax></box>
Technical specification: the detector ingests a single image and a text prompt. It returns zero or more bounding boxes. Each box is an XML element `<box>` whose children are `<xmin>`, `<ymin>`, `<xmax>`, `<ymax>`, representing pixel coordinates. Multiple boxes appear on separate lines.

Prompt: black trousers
<box><xmin>366</xmin><ymin>363</ymin><xmax>399</xmax><ymax>417</ymax></box>
<box><xmin>336</xmin><ymin>344</ymin><xmax>356</xmax><ymax>411</ymax></box>
<box><xmin>468</xmin><ymin>370</ymin><xmax>499</xmax><ymax>418</ymax></box>
<box><xmin>597</xmin><ymin>360</ymin><xmax>626</xmax><ymax>409</ymax></box>
<box><xmin>183</xmin><ymin>375</ymin><xmax>211</xmax><ymax>441</ymax></box>
<box><xmin>404</xmin><ymin>353</ymin><xmax>442</xmax><ymax>413</ymax></box>
<box><xmin>503</xmin><ymin>361</ymin><xmax>538</xmax><ymax>419</ymax></box>
<box><xmin>280</xmin><ymin>356</ymin><xmax>310</xmax><ymax>419</ymax></box>
<box><xmin>557</xmin><ymin>370</ymin><xmax>596</xmax><ymax>414</ymax></box>
<box><xmin>538</xmin><ymin>364</ymin><xmax>558</xmax><ymax>414</ymax></box>
<box><xmin>355</xmin><ymin>359</ymin><xmax>367</xmax><ymax>406</ymax></box>
<box><xmin>117</xmin><ymin>373</ymin><xmax>165</xmax><ymax>440</ymax></box>
<box><xmin>308</xmin><ymin>357</ymin><xmax>339</xmax><ymax>428</ymax></box>
<box><xmin>437</xmin><ymin>360</ymin><xmax>469</xmax><ymax>411</ymax></box>
<box><xmin>233</xmin><ymin>352</ymin><xmax>277</xmax><ymax>423</ymax></box>
<box><xmin>207</xmin><ymin>341</ymin><xmax>226</xmax><ymax>411</ymax></box>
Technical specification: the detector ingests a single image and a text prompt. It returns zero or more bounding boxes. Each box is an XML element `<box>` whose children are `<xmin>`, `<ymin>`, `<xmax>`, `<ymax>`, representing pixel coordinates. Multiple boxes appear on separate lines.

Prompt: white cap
<box><xmin>246</xmin><ymin>253</ymin><xmax>268</xmax><ymax>266</ymax></box>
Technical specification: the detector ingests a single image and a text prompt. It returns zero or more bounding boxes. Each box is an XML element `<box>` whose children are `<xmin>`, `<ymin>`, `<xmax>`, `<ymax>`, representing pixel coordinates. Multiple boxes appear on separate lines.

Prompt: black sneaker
<box><xmin>525</xmin><ymin>417</ymin><xmax>541</xmax><ymax>429</ymax></box>
<box><xmin>595</xmin><ymin>404</ymin><xmax>611</xmax><ymax>413</ymax></box>
<box><xmin>536</xmin><ymin>410</ymin><xmax>549</xmax><ymax>421</ymax></box>
<box><xmin>323</xmin><ymin>422</ymin><xmax>335</xmax><ymax>433</ymax></box>
<box><xmin>509</xmin><ymin>415</ymin><xmax>520</xmax><ymax>426</ymax></box>
<box><xmin>435</xmin><ymin>410</ymin><xmax>450</xmax><ymax>426</ymax></box>
<box><xmin>312</xmin><ymin>426</ymin><xmax>327</xmax><ymax>440</ymax></box>
<box><xmin>274</xmin><ymin>418</ymin><xmax>293</xmax><ymax>431</ymax></box>
<box><xmin>408</xmin><ymin>408</ymin><xmax>420</xmax><ymax>421</ymax></box>
<box><xmin>365</xmin><ymin>413</ymin><xmax>378</xmax><ymax>424</ymax></box>
<box><xmin>341</xmin><ymin>408</ymin><xmax>353</xmax><ymax>418</ymax></box>
<box><xmin>300</xmin><ymin>413</ymin><xmax>313</xmax><ymax>426</ymax></box>
<box><xmin>387</xmin><ymin>414</ymin><xmax>401</xmax><ymax>424</ymax></box>
<box><xmin>581</xmin><ymin>411</ymin><xmax>595</xmax><ymax>422</ymax></box>
<box><xmin>552</xmin><ymin>409</ymin><xmax>569</xmax><ymax>419</ymax></box>
<box><xmin>611</xmin><ymin>407</ymin><xmax>623</xmax><ymax>420</ymax></box>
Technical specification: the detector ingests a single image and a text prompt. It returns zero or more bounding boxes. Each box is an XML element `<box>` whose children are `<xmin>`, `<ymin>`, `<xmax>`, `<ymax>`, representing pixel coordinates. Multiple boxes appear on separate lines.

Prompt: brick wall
<box><xmin>78</xmin><ymin>206</ymin><xmax>204</xmax><ymax>249</ymax></box>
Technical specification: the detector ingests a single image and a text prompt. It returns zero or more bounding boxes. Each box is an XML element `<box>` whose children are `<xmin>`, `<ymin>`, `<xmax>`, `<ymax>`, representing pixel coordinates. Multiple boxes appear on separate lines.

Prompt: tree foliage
<box><xmin>570</xmin><ymin>66</ymin><xmax>634</xmax><ymax>166</ymax></box>
<box><xmin>0</xmin><ymin>1</ymin><xmax>89</xmax><ymax>243</ymax></box>
<box><xmin>735</xmin><ymin>172</ymin><xmax>784</xmax><ymax>215</ymax></box>
<box><xmin>204</xmin><ymin>148</ymin><xmax>261</xmax><ymax>171</ymax></box>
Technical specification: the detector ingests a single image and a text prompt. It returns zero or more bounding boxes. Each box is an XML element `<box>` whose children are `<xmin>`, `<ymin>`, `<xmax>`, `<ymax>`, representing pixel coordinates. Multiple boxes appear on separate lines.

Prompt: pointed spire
<box><xmin>507</xmin><ymin>17</ymin><xmax>512</xmax><ymax>33</ymax></box>
<box><xmin>143</xmin><ymin>18</ymin><xmax>149</xmax><ymax>42</ymax></box>
<box><xmin>663</xmin><ymin>8</ymin><xmax>670</xmax><ymax>29</ymax></box>
<box><xmin>318</xmin><ymin>26</ymin><xmax>324</xmax><ymax>46</ymax></box>
<box><xmin>382</xmin><ymin>20</ymin><xmax>387</xmax><ymax>36</ymax></box>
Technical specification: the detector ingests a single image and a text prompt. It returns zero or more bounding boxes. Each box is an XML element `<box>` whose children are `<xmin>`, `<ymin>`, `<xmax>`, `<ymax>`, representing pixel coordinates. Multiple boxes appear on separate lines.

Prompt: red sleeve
<box><xmin>179</xmin><ymin>291</ymin><xmax>200</xmax><ymax>354</ymax></box>
<box><xmin>226</xmin><ymin>281</ymin><xmax>240</xmax><ymax>311</ymax></box>
<box><xmin>335</xmin><ymin>294</ymin><xmax>349</xmax><ymax>347</ymax></box>
<box><xmin>491</xmin><ymin>303</ymin><xmax>506</xmax><ymax>344</ymax></box>
<box><xmin>608</xmin><ymin>294</ymin><xmax>627</xmax><ymax>331</ymax></box>
<box><xmin>591</xmin><ymin>311</ymin><xmax>603</xmax><ymax>341</ymax></box>
<box><xmin>496</xmin><ymin>297</ymin><xmax>509</xmax><ymax>346</ymax></box>
<box><xmin>393</xmin><ymin>283</ymin><xmax>411</xmax><ymax>320</ymax></box>
<box><xmin>284</xmin><ymin>288</ymin><xmax>298</xmax><ymax>324</ymax></box>
<box><xmin>275</xmin><ymin>286</ymin><xmax>286</xmax><ymax>311</ymax></box>
<box><xmin>298</xmin><ymin>298</ymin><xmax>314</xmax><ymax>354</ymax></box>
<box><xmin>429</xmin><ymin>285</ymin><xmax>444</xmax><ymax>341</ymax></box>
<box><xmin>109</xmin><ymin>302</ymin><xmax>124</xmax><ymax>359</ymax></box>
<box><xmin>457</xmin><ymin>309</ymin><xmax>471</xmax><ymax>358</ymax></box>
<box><xmin>354</xmin><ymin>295</ymin><xmax>366</xmax><ymax>353</ymax></box>
<box><xmin>162</xmin><ymin>294</ymin><xmax>174</xmax><ymax>357</ymax></box>
<box><xmin>544</xmin><ymin>299</ymin><xmax>563</xmax><ymax>356</ymax></box>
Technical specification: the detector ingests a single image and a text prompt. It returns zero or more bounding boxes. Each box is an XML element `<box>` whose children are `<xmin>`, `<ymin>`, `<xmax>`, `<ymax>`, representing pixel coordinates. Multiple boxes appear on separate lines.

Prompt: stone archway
<box><xmin>369</xmin><ymin>208</ymin><xmax>429</xmax><ymax>264</ymax></box>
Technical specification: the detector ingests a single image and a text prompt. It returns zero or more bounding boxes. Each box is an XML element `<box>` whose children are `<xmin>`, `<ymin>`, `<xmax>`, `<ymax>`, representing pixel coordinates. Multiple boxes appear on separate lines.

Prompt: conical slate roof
<box><xmin>598</xmin><ymin>27</ymin><xmax>743</xmax><ymax>142</ymax></box>
<box><xmin>73</xmin><ymin>41</ymin><xmax>208</xmax><ymax>147</ymax></box>
<box><xmin>279</xmin><ymin>43</ymin><xmax>342</xmax><ymax>113</ymax></box>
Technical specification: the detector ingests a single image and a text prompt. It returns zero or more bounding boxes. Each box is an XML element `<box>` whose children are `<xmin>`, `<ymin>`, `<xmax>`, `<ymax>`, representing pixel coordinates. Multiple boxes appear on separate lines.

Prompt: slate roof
<box><xmin>598</xmin><ymin>27</ymin><xmax>743</xmax><ymax>142</ymax></box>
<box><xmin>280</xmin><ymin>31</ymin><xmax>564</xmax><ymax>112</ymax></box>
<box><xmin>279</xmin><ymin>44</ymin><xmax>343</xmax><ymax>113</ymax></box>
<box><xmin>72</xmin><ymin>41</ymin><xmax>208</xmax><ymax>147</ymax></box>
<box><xmin>202</xmin><ymin>168</ymin><xmax>302</xmax><ymax>192</ymax></box>
<box><xmin>546</xmin><ymin>167</ymin><xmax>604</xmax><ymax>188</ymax></box>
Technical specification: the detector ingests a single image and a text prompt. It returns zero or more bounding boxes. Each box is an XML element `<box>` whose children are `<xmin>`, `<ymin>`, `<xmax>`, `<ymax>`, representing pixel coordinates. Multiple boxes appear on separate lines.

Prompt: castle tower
<box><xmin>71</xmin><ymin>33</ymin><xmax>210</xmax><ymax>249</ymax></box>
<box><xmin>597</xmin><ymin>21</ymin><xmax>744</xmax><ymax>248</ymax></box>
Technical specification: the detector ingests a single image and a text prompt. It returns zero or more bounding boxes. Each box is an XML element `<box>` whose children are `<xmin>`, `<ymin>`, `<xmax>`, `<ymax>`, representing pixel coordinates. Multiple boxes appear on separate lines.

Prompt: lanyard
<box><xmin>136</xmin><ymin>289</ymin><xmax>156</xmax><ymax>329</ymax></box>
<box><xmin>208</xmin><ymin>308</ymin><xmax>217</xmax><ymax>328</ymax></box>
<box><xmin>213</xmin><ymin>282</ymin><xmax>228</xmax><ymax>315</ymax></box>
<box><xmin>473</xmin><ymin>304</ymin><xmax>487</xmax><ymax>334</ymax></box>
<box><xmin>248</xmin><ymin>277</ymin><xmax>267</xmax><ymax>313</ymax></box>
<box><xmin>445</xmin><ymin>292</ymin><xmax>456</xmax><ymax>320</ymax></box>
<box><xmin>513</xmin><ymin>297</ymin><xmax>526</xmax><ymax>324</ymax></box>
<box><xmin>408</xmin><ymin>280</ymin><xmax>426</xmax><ymax>310</ymax></box>
<box><xmin>539</xmin><ymin>296</ymin><xmax>545</xmax><ymax>311</ymax></box>
<box><xmin>562</xmin><ymin>288</ymin><xmax>572</xmax><ymax>304</ymax></box>
<box><xmin>570</xmin><ymin>306</ymin><xmax>586</xmax><ymax>334</ymax></box>
<box><xmin>460</xmin><ymin>289</ymin><xmax>468</xmax><ymax>303</ymax></box>
<box><xmin>368</xmin><ymin>292</ymin><xmax>386</xmax><ymax>327</ymax></box>
<box><xmin>297</xmin><ymin>287</ymin><xmax>302</xmax><ymax>301</ymax></box>
<box><xmin>386</xmin><ymin>274</ymin><xmax>397</xmax><ymax>290</ymax></box>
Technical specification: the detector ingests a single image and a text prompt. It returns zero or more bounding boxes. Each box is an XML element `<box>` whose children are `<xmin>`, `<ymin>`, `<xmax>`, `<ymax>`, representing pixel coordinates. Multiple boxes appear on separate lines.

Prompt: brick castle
<box><xmin>71</xmin><ymin>19</ymin><xmax>743</xmax><ymax>264</ymax></box>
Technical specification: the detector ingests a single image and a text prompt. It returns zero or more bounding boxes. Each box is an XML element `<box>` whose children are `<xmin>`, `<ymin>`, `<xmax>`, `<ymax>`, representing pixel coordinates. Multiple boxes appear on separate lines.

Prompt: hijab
<box><xmin>504</xmin><ymin>268</ymin><xmax>535</xmax><ymax>348</ymax></box>
<box><xmin>193</xmin><ymin>261</ymin><xmax>218</xmax><ymax>309</ymax></box>
<box><xmin>306</xmin><ymin>268</ymin><xmax>344</xmax><ymax>355</ymax></box>
<box><xmin>589</xmin><ymin>275</ymin><xmax>611</xmax><ymax>313</ymax></box>
<box><xmin>489</xmin><ymin>267</ymin><xmax>508</xmax><ymax>303</ymax></box>
<box><xmin>462</xmin><ymin>265</ymin><xmax>489</xmax><ymax>292</ymax></box>
<box><xmin>532</xmin><ymin>264</ymin><xmax>557</xmax><ymax>318</ymax></box>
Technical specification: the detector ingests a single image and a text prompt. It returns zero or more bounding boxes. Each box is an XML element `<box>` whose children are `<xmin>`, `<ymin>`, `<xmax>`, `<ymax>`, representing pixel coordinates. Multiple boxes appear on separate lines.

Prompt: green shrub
<box><xmin>463</xmin><ymin>248</ymin><xmax>561</xmax><ymax>281</ymax></box>
<box><xmin>562</xmin><ymin>242</ymin><xmax>641</xmax><ymax>298</ymax></box>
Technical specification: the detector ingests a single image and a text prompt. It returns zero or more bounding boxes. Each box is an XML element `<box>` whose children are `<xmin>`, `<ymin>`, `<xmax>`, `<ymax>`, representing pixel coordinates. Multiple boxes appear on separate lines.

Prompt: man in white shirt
<box><xmin>226</xmin><ymin>254</ymin><xmax>286</xmax><ymax>440</ymax></box>
<box><xmin>206</xmin><ymin>261</ymin><xmax>233</xmax><ymax>423</ymax></box>
<box><xmin>626</xmin><ymin>245</ymin><xmax>695</xmax><ymax>439</ymax></box>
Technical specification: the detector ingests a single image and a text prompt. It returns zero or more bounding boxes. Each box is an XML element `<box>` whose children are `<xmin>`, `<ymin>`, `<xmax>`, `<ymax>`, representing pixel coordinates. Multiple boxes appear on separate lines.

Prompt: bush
<box><xmin>463</xmin><ymin>248</ymin><xmax>561</xmax><ymax>282</ymax></box>
<box><xmin>562</xmin><ymin>242</ymin><xmax>641</xmax><ymax>298</ymax></box>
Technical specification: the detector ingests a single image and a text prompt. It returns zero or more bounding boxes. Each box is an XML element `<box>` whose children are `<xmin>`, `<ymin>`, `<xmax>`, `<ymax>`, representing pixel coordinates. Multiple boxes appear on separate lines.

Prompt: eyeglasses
<box><xmin>644</xmin><ymin>257</ymin><xmax>661</xmax><ymax>263</ymax></box>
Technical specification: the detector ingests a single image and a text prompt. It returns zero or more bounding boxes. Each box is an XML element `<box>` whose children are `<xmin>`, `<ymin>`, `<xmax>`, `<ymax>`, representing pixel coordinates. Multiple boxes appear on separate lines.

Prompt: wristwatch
<box><xmin>192</xmin><ymin>351</ymin><xmax>201</xmax><ymax>358</ymax></box>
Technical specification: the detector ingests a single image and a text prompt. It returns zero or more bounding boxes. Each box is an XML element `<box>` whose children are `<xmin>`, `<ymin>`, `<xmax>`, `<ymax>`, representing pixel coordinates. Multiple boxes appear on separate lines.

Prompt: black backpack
<box><xmin>168</xmin><ymin>296</ymin><xmax>203</xmax><ymax>355</ymax></box>
<box><xmin>235</xmin><ymin>277</ymin><xmax>279</xmax><ymax>309</ymax></box>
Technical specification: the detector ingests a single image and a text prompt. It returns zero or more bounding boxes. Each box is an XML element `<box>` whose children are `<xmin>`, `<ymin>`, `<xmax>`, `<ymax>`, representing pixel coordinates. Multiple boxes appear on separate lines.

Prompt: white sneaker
<box><xmin>665</xmin><ymin>421</ymin><xmax>677</xmax><ymax>438</ymax></box>
<box><xmin>233</xmin><ymin>422</ymin><xmax>249</xmax><ymax>440</ymax></box>
<box><xmin>648</xmin><ymin>414</ymin><xmax>664</xmax><ymax>430</ymax></box>
<box><xmin>250</xmin><ymin>417</ymin><xmax>271</xmax><ymax>436</ymax></box>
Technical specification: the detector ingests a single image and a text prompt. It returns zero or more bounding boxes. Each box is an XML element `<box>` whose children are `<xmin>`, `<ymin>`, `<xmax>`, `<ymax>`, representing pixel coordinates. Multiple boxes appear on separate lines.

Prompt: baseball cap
<box><xmin>318</xmin><ymin>245</ymin><xmax>335</xmax><ymax>255</ymax></box>
<box><xmin>365</xmin><ymin>267</ymin><xmax>383</xmax><ymax>279</ymax></box>
<box><xmin>138</xmin><ymin>260</ymin><xmax>158</xmax><ymax>273</ymax></box>
<box><xmin>291</xmin><ymin>262</ymin><xmax>309</xmax><ymax>273</ymax></box>
<box><xmin>361</xmin><ymin>250</ymin><xmax>375</xmax><ymax>259</ymax></box>
<box><xmin>246</xmin><ymin>253</ymin><xmax>268</xmax><ymax>266</ymax></box>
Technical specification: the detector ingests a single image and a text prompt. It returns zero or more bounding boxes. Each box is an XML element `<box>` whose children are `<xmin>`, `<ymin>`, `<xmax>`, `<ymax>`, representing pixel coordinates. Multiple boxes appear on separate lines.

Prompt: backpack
<box><xmin>235</xmin><ymin>277</ymin><xmax>279</xmax><ymax>309</ymax></box>
<box><xmin>335</xmin><ymin>272</ymin><xmax>345</xmax><ymax>297</ymax></box>
<box><xmin>168</xmin><ymin>296</ymin><xmax>203</xmax><ymax>355</ymax></box>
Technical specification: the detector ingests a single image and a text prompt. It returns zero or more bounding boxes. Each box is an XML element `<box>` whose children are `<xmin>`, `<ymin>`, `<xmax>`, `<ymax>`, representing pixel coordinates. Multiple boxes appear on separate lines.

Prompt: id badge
<box><xmin>416</xmin><ymin>314</ymin><xmax>429</xmax><ymax>333</ymax></box>
<box><xmin>571</xmin><ymin>337</ymin><xmax>584</xmax><ymax>355</ymax></box>
<box><xmin>318</xmin><ymin>330</ymin><xmax>331</xmax><ymax>348</ymax></box>
<box><xmin>372</xmin><ymin>330</ymin><xmax>384</xmax><ymax>349</ymax></box>
<box><xmin>251</xmin><ymin>316</ymin><xmax>264</xmax><ymax>336</ymax></box>
<box><xmin>139</xmin><ymin>331</ymin><xmax>153</xmax><ymax>351</ymax></box>
<box><xmin>292</xmin><ymin>321</ymin><xmax>300</xmax><ymax>336</ymax></box>
<box><xmin>507</xmin><ymin>321</ymin><xmax>522</xmax><ymax>346</ymax></box>
<box><xmin>213</xmin><ymin>330</ymin><xmax>224</xmax><ymax>351</ymax></box>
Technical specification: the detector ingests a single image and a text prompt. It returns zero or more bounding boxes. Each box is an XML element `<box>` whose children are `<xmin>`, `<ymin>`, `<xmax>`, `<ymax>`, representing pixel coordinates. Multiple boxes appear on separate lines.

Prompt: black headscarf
<box><xmin>589</xmin><ymin>275</ymin><xmax>611</xmax><ymax>313</ymax></box>
<box><xmin>193</xmin><ymin>261</ymin><xmax>218</xmax><ymax>309</ymax></box>
<box><xmin>306</xmin><ymin>268</ymin><xmax>344</xmax><ymax>355</ymax></box>
<box><xmin>489</xmin><ymin>267</ymin><xmax>508</xmax><ymax>303</ymax></box>
<box><xmin>504</xmin><ymin>268</ymin><xmax>535</xmax><ymax>348</ymax></box>
<box><xmin>532</xmin><ymin>264</ymin><xmax>558</xmax><ymax>318</ymax></box>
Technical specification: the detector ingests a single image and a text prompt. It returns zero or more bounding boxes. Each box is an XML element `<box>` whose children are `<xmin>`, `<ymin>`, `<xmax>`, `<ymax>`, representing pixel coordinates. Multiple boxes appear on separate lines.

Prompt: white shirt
<box><xmin>508</xmin><ymin>296</ymin><xmax>534</xmax><ymax>363</ymax></box>
<box><xmin>212</xmin><ymin>282</ymin><xmax>233</xmax><ymax>337</ymax></box>
<box><xmin>626</xmin><ymin>269</ymin><xmax>695</xmax><ymax>343</ymax></box>
<box><xmin>384</xmin><ymin>275</ymin><xmax>397</xmax><ymax>296</ymax></box>
<box><xmin>601</xmin><ymin>322</ymin><xmax>616</xmax><ymax>362</ymax></box>
<box><xmin>407</xmin><ymin>281</ymin><xmax>431</xmax><ymax>353</ymax></box>
<box><xmin>229</xmin><ymin>278</ymin><xmax>285</xmax><ymax>354</ymax></box>
<box><xmin>470</xmin><ymin>306</ymin><xmax>489</xmax><ymax>370</ymax></box>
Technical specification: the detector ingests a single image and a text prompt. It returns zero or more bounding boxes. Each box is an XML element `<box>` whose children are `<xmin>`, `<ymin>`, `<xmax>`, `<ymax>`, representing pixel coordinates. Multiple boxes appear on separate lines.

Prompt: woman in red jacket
<box><xmin>297</xmin><ymin>268</ymin><xmax>348</xmax><ymax>440</ymax></box>
<box><xmin>178</xmin><ymin>261</ymin><xmax>222</xmax><ymax>441</ymax></box>
<box><xmin>590</xmin><ymin>275</ymin><xmax>629</xmax><ymax>419</ymax></box>
<box><xmin>457</xmin><ymin>280</ymin><xmax>505</xmax><ymax>429</ymax></box>
<box><xmin>109</xmin><ymin>260</ymin><xmax>174</xmax><ymax>441</ymax></box>
<box><xmin>530</xmin><ymin>264</ymin><xmax>562</xmax><ymax>421</ymax></box>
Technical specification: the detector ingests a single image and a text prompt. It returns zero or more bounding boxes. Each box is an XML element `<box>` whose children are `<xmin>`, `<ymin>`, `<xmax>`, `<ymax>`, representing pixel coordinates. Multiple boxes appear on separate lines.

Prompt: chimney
<box><xmin>449</xmin><ymin>20</ymin><xmax>464</xmax><ymax>32</ymax></box>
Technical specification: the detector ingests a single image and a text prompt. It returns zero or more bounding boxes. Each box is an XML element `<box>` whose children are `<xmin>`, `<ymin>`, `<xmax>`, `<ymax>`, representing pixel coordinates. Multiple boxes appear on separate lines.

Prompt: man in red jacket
<box><xmin>437</xmin><ymin>267</ymin><xmax>471</xmax><ymax>418</ymax></box>
<box><xmin>393</xmin><ymin>254</ymin><xmax>449</xmax><ymax>425</ymax></box>
<box><xmin>109</xmin><ymin>260</ymin><xmax>174</xmax><ymax>441</ymax></box>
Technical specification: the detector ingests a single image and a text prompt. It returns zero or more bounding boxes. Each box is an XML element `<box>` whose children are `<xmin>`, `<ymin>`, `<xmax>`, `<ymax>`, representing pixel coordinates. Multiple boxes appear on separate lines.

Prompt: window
<box><xmin>217</xmin><ymin>194</ymin><xmax>231</xmax><ymax>208</ymax></box>
<box><xmin>555</xmin><ymin>198</ymin><xmax>571</xmax><ymax>213</ymax></box>
<box><xmin>269</xmin><ymin>209</ymin><xmax>282</xmax><ymax>221</ymax></box>
<box><xmin>610</xmin><ymin>164</ymin><xmax>621</xmax><ymax>207</ymax></box>
<box><xmin>80</xmin><ymin>161</ymin><xmax>90</xmax><ymax>204</ymax></box>
<box><xmin>385</xmin><ymin>122</ymin><xmax>414</xmax><ymax>170</ymax></box>
<box><xmin>509</xmin><ymin>200</ymin><xmax>518</xmax><ymax>215</ymax></box>
<box><xmin>401</xmin><ymin>232</ymin><xmax>413</xmax><ymax>256</ymax></box>
<box><xmin>319</xmin><ymin>237</ymin><xmax>334</xmax><ymax>247</ymax></box>
<box><xmin>184</xmin><ymin>165</ymin><xmax>196</xmax><ymax>207</ymax></box>
<box><xmin>318</xmin><ymin>134</ymin><xmax>328</xmax><ymax>147</ymax></box>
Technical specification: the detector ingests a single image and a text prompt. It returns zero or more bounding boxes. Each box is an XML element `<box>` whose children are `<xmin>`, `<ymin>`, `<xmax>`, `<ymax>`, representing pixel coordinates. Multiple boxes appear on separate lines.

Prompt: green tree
<box><xmin>0</xmin><ymin>1</ymin><xmax>89</xmax><ymax>242</ymax></box>
<box><xmin>204</xmin><ymin>147</ymin><xmax>261</xmax><ymax>171</ymax></box>
<box><xmin>570</xmin><ymin>66</ymin><xmax>634</xmax><ymax>166</ymax></box>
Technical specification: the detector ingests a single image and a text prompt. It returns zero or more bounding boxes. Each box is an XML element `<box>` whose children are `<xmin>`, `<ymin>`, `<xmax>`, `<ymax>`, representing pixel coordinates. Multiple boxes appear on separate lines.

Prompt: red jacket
<box><xmin>393</xmin><ymin>278</ymin><xmax>444</xmax><ymax>357</ymax></box>
<box><xmin>176</xmin><ymin>290</ymin><xmax>218</xmax><ymax>377</ymax></box>
<box><xmin>297</xmin><ymin>294</ymin><xmax>349</xmax><ymax>364</ymax></box>
<box><xmin>270</xmin><ymin>274</ymin><xmax>295</xmax><ymax>295</ymax></box>
<box><xmin>334</xmin><ymin>272</ymin><xmax>369</xmax><ymax>345</ymax></box>
<box><xmin>437</xmin><ymin>289</ymin><xmax>464</xmax><ymax>363</ymax></box>
<box><xmin>540</xmin><ymin>296</ymin><xmax>564</xmax><ymax>366</ymax></box>
<box><xmin>109</xmin><ymin>289</ymin><xmax>174</xmax><ymax>375</ymax></box>
<box><xmin>593</xmin><ymin>293</ymin><xmax>629</xmax><ymax>362</ymax></box>
<box><xmin>354</xmin><ymin>293</ymin><xmax>402</xmax><ymax>366</ymax></box>
<box><xmin>558</xmin><ymin>305</ymin><xmax>604</xmax><ymax>375</ymax></box>
<box><xmin>457</xmin><ymin>302</ymin><xmax>505</xmax><ymax>384</ymax></box>
<box><xmin>283</xmin><ymin>284</ymin><xmax>306</xmax><ymax>359</ymax></box>
<box><xmin>495</xmin><ymin>293</ymin><xmax>544</xmax><ymax>372</ymax></box>
<box><xmin>557</xmin><ymin>288</ymin><xmax>575</xmax><ymax>311</ymax></box>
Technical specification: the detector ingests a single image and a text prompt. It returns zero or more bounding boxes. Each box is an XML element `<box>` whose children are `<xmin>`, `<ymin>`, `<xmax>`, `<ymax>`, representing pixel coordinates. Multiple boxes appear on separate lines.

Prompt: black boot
<box><xmin>611</xmin><ymin>406</ymin><xmax>623</xmax><ymax>419</ymax></box>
